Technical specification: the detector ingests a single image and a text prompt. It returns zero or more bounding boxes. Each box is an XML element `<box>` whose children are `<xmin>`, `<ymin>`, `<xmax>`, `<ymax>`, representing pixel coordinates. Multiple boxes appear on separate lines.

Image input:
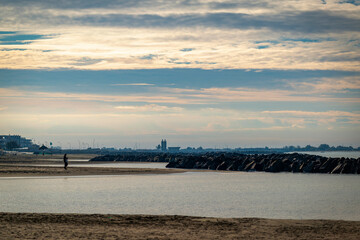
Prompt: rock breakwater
<box><xmin>166</xmin><ymin>153</ymin><xmax>360</xmax><ymax>174</ymax></box>
<box><xmin>90</xmin><ymin>152</ymin><xmax>359</xmax><ymax>174</ymax></box>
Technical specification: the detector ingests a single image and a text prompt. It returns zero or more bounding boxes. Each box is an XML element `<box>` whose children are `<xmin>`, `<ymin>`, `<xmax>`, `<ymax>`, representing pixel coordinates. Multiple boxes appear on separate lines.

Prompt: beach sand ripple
<box><xmin>1</xmin><ymin>213</ymin><xmax>359</xmax><ymax>240</ymax></box>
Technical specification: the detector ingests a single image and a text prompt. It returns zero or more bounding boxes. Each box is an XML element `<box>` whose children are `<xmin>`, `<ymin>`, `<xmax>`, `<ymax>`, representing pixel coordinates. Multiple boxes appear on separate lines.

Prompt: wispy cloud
<box><xmin>115</xmin><ymin>104</ymin><xmax>183</xmax><ymax>112</ymax></box>
<box><xmin>111</xmin><ymin>83</ymin><xmax>155</xmax><ymax>86</ymax></box>
<box><xmin>1</xmin><ymin>84</ymin><xmax>359</xmax><ymax>108</ymax></box>
<box><xmin>262</xmin><ymin>110</ymin><xmax>360</xmax><ymax>118</ymax></box>
<box><xmin>286</xmin><ymin>76</ymin><xmax>360</xmax><ymax>93</ymax></box>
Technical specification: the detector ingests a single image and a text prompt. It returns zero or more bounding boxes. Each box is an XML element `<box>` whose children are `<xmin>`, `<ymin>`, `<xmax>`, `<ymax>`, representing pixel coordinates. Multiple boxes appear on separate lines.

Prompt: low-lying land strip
<box><xmin>0</xmin><ymin>154</ymin><xmax>184</xmax><ymax>177</ymax></box>
<box><xmin>1</xmin><ymin>212</ymin><xmax>359</xmax><ymax>240</ymax></box>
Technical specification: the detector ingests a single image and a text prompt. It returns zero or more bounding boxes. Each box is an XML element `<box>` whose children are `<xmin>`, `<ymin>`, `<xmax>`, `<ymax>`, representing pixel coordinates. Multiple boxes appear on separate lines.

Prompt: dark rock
<box><xmin>341</xmin><ymin>161</ymin><xmax>354</xmax><ymax>174</ymax></box>
<box><xmin>243</xmin><ymin>161</ymin><xmax>255</xmax><ymax>171</ymax></box>
<box><xmin>216</xmin><ymin>161</ymin><xmax>228</xmax><ymax>170</ymax></box>
<box><xmin>331</xmin><ymin>163</ymin><xmax>343</xmax><ymax>174</ymax></box>
<box><xmin>302</xmin><ymin>161</ymin><xmax>315</xmax><ymax>173</ymax></box>
<box><xmin>266</xmin><ymin>159</ymin><xmax>283</xmax><ymax>172</ymax></box>
<box><xmin>319</xmin><ymin>159</ymin><xmax>337</xmax><ymax>173</ymax></box>
<box><xmin>91</xmin><ymin>152</ymin><xmax>360</xmax><ymax>174</ymax></box>
<box><xmin>290</xmin><ymin>161</ymin><xmax>301</xmax><ymax>173</ymax></box>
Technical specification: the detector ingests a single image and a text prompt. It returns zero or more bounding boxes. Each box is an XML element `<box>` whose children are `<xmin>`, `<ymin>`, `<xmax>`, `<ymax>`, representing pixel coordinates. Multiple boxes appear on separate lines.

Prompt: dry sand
<box><xmin>1</xmin><ymin>154</ymin><xmax>360</xmax><ymax>239</ymax></box>
<box><xmin>1</xmin><ymin>213</ymin><xmax>359</xmax><ymax>240</ymax></box>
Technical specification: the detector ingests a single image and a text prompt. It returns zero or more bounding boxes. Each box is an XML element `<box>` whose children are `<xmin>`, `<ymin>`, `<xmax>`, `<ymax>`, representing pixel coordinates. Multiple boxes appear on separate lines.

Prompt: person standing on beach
<box><xmin>63</xmin><ymin>154</ymin><xmax>68</xmax><ymax>170</ymax></box>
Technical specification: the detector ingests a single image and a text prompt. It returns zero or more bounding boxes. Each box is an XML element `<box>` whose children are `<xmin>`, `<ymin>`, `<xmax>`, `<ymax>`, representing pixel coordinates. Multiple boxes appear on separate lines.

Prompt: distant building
<box><xmin>0</xmin><ymin>135</ymin><xmax>37</xmax><ymax>150</ymax></box>
<box><xmin>161</xmin><ymin>139</ymin><xmax>167</xmax><ymax>151</ymax></box>
<box><xmin>168</xmin><ymin>147</ymin><xmax>181</xmax><ymax>152</ymax></box>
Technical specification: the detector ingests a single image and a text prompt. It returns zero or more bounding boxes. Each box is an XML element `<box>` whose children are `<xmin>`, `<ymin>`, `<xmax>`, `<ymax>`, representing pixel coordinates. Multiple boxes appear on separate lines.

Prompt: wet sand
<box><xmin>1</xmin><ymin>213</ymin><xmax>359</xmax><ymax>240</ymax></box>
<box><xmin>0</xmin><ymin>154</ymin><xmax>184</xmax><ymax>177</ymax></box>
<box><xmin>0</xmin><ymin>164</ymin><xmax>184</xmax><ymax>177</ymax></box>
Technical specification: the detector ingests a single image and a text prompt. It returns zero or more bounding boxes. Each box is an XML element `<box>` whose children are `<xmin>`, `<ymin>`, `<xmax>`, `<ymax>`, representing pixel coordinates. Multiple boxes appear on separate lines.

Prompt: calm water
<box><xmin>1</xmin><ymin>172</ymin><xmax>359</xmax><ymax>220</ymax></box>
<box><xmin>288</xmin><ymin>151</ymin><xmax>360</xmax><ymax>158</ymax></box>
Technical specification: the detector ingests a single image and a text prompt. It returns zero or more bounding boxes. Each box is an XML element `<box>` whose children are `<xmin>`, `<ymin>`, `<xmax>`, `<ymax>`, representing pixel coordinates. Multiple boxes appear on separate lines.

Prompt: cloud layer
<box><xmin>0</xmin><ymin>0</ymin><xmax>359</xmax><ymax>70</ymax></box>
<box><xmin>0</xmin><ymin>68</ymin><xmax>359</xmax><ymax>147</ymax></box>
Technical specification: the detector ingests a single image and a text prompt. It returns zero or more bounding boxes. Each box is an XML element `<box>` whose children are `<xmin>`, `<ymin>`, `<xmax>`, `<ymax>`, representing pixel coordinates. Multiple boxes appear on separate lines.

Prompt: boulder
<box><xmin>302</xmin><ymin>161</ymin><xmax>315</xmax><ymax>173</ymax></box>
<box><xmin>265</xmin><ymin>159</ymin><xmax>283</xmax><ymax>172</ymax></box>
<box><xmin>331</xmin><ymin>163</ymin><xmax>343</xmax><ymax>174</ymax></box>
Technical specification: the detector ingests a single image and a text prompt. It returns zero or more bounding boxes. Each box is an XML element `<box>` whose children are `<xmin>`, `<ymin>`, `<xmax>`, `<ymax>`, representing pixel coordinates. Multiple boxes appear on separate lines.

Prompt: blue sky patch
<box><xmin>282</xmin><ymin>38</ymin><xmax>320</xmax><ymax>43</ymax></box>
<box><xmin>254</xmin><ymin>40</ymin><xmax>280</xmax><ymax>45</ymax></box>
<box><xmin>1</xmin><ymin>48</ymin><xmax>27</xmax><ymax>51</ymax></box>
<box><xmin>139</xmin><ymin>54</ymin><xmax>158</xmax><ymax>60</ymax></box>
<box><xmin>339</xmin><ymin>0</ymin><xmax>360</xmax><ymax>6</ymax></box>
<box><xmin>0</xmin><ymin>31</ymin><xmax>17</xmax><ymax>35</ymax></box>
<box><xmin>180</xmin><ymin>48</ymin><xmax>194</xmax><ymax>52</ymax></box>
<box><xmin>0</xmin><ymin>34</ymin><xmax>50</xmax><ymax>45</ymax></box>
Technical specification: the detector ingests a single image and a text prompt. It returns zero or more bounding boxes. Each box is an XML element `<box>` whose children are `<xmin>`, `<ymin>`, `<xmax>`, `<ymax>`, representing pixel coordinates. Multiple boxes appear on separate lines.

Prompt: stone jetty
<box><xmin>90</xmin><ymin>152</ymin><xmax>360</xmax><ymax>174</ymax></box>
<box><xmin>166</xmin><ymin>153</ymin><xmax>360</xmax><ymax>174</ymax></box>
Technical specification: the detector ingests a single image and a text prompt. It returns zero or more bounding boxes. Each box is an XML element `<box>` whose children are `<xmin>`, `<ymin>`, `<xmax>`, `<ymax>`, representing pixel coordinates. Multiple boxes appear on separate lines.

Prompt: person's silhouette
<box><xmin>63</xmin><ymin>154</ymin><xmax>68</xmax><ymax>170</ymax></box>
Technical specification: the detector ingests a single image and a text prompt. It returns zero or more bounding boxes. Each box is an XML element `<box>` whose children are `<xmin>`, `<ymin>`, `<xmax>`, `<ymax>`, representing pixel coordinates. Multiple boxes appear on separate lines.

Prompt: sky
<box><xmin>0</xmin><ymin>0</ymin><xmax>359</xmax><ymax>149</ymax></box>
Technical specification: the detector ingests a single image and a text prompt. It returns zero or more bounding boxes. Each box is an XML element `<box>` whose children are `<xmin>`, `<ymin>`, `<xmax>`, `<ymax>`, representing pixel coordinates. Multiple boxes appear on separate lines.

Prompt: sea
<box><xmin>286</xmin><ymin>151</ymin><xmax>360</xmax><ymax>159</ymax></box>
<box><xmin>0</xmin><ymin>151</ymin><xmax>359</xmax><ymax>221</ymax></box>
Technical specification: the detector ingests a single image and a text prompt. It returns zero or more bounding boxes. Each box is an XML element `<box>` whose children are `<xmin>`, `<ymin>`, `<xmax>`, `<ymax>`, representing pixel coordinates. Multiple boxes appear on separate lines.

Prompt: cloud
<box><xmin>111</xmin><ymin>83</ymin><xmax>154</xmax><ymax>86</ymax></box>
<box><xmin>262</xmin><ymin>110</ymin><xmax>360</xmax><ymax>125</ymax></box>
<box><xmin>160</xmin><ymin>86</ymin><xmax>360</xmax><ymax>103</ymax></box>
<box><xmin>1</xmin><ymin>0</ymin><xmax>360</xmax><ymax>34</ymax></box>
<box><xmin>262</xmin><ymin>110</ymin><xmax>360</xmax><ymax>118</ymax></box>
<box><xmin>115</xmin><ymin>104</ymin><xmax>183</xmax><ymax>112</ymax></box>
<box><xmin>4</xmin><ymin>83</ymin><xmax>358</xmax><ymax>107</ymax></box>
<box><xmin>3</xmin><ymin>12</ymin><xmax>359</xmax><ymax>34</ymax></box>
<box><xmin>0</xmin><ymin>1</ymin><xmax>359</xmax><ymax>71</ymax></box>
<box><xmin>287</xmin><ymin>76</ymin><xmax>360</xmax><ymax>93</ymax></box>
<box><xmin>1</xmin><ymin>27</ymin><xmax>358</xmax><ymax>70</ymax></box>
<box><xmin>71</xmin><ymin>57</ymin><xmax>103</xmax><ymax>66</ymax></box>
<box><xmin>1</xmin><ymin>85</ymin><xmax>359</xmax><ymax>147</ymax></box>
<box><xmin>0</xmin><ymin>0</ymin><xmax>154</xmax><ymax>9</ymax></box>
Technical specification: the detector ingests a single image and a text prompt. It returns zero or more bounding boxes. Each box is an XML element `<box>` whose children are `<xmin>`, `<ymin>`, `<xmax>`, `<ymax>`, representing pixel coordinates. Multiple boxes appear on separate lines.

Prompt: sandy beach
<box><xmin>1</xmin><ymin>154</ymin><xmax>360</xmax><ymax>239</ymax></box>
<box><xmin>1</xmin><ymin>212</ymin><xmax>360</xmax><ymax>240</ymax></box>
<box><xmin>0</xmin><ymin>154</ymin><xmax>184</xmax><ymax>177</ymax></box>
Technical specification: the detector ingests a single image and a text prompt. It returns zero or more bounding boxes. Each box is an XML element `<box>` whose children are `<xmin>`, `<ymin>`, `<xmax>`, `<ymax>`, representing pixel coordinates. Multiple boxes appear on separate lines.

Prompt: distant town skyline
<box><xmin>1</xmin><ymin>134</ymin><xmax>359</xmax><ymax>152</ymax></box>
<box><xmin>0</xmin><ymin>1</ymin><xmax>359</xmax><ymax>148</ymax></box>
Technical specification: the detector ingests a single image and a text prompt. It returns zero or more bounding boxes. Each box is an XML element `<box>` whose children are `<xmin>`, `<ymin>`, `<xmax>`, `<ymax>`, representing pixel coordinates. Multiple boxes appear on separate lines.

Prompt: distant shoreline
<box><xmin>1</xmin><ymin>212</ymin><xmax>359</xmax><ymax>240</ymax></box>
<box><xmin>0</xmin><ymin>153</ymin><xmax>183</xmax><ymax>177</ymax></box>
